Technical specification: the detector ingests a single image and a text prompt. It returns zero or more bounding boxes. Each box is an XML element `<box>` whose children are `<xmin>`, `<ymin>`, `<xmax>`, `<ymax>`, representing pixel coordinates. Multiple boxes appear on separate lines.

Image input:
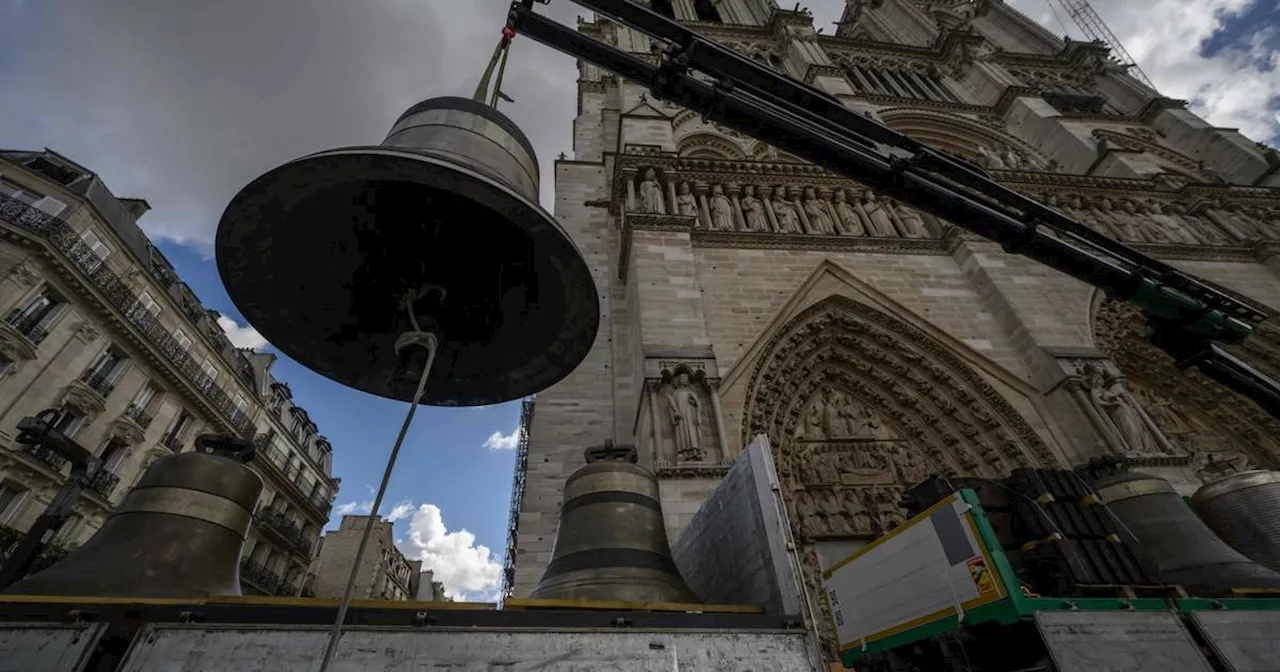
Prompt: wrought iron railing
<box><xmin>85</xmin><ymin>469</ymin><xmax>120</xmax><ymax>499</ymax></box>
<box><xmin>500</xmin><ymin>396</ymin><xmax>535</xmax><ymax>598</ymax></box>
<box><xmin>258</xmin><ymin>507</ymin><xmax>313</xmax><ymax>557</ymax></box>
<box><xmin>252</xmin><ymin>433</ymin><xmax>333</xmax><ymax>518</ymax></box>
<box><xmin>239</xmin><ymin>558</ymin><xmax>281</xmax><ymax>593</ymax></box>
<box><xmin>0</xmin><ymin>523</ymin><xmax>21</xmax><ymax>560</ymax></box>
<box><xmin>79</xmin><ymin>369</ymin><xmax>116</xmax><ymax>397</ymax></box>
<box><xmin>3</xmin><ymin>308</ymin><xmax>50</xmax><ymax>344</ymax></box>
<box><xmin>0</xmin><ymin>193</ymin><xmax>256</xmax><ymax>436</ymax></box>
<box><xmin>123</xmin><ymin>403</ymin><xmax>153</xmax><ymax>428</ymax></box>
<box><xmin>162</xmin><ymin>434</ymin><xmax>184</xmax><ymax>451</ymax></box>
<box><xmin>20</xmin><ymin>441</ymin><xmax>68</xmax><ymax>472</ymax></box>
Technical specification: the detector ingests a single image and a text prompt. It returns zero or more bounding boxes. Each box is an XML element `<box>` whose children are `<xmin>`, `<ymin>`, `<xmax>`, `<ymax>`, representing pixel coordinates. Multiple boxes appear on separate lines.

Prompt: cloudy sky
<box><xmin>0</xmin><ymin>0</ymin><xmax>1275</xmax><ymax>600</ymax></box>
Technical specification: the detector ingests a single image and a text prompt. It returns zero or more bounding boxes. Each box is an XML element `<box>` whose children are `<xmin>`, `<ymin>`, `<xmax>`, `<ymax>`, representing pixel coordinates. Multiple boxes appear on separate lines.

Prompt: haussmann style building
<box><xmin>503</xmin><ymin>0</ymin><xmax>1280</xmax><ymax>660</ymax></box>
<box><xmin>0</xmin><ymin>148</ymin><xmax>341</xmax><ymax>597</ymax></box>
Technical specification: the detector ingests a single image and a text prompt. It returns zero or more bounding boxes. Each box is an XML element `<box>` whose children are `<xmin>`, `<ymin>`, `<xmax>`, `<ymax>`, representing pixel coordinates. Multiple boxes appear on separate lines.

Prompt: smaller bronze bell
<box><xmin>2</xmin><ymin>450</ymin><xmax>262</xmax><ymax>598</ymax></box>
<box><xmin>530</xmin><ymin>443</ymin><xmax>700</xmax><ymax>603</ymax></box>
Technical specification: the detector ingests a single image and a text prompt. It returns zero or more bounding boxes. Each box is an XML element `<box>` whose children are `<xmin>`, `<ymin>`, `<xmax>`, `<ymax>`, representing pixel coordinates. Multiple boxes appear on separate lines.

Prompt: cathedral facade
<box><xmin>509</xmin><ymin>0</ymin><xmax>1280</xmax><ymax>648</ymax></box>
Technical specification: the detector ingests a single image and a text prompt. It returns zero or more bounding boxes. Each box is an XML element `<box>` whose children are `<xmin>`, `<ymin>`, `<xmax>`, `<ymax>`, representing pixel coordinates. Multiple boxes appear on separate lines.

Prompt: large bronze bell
<box><xmin>2</xmin><ymin>450</ymin><xmax>262</xmax><ymax>598</ymax></box>
<box><xmin>1092</xmin><ymin>469</ymin><xmax>1280</xmax><ymax>594</ymax></box>
<box><xmin>215</xmin><ymin>96</ymin><xmax>599</xmax><ymax>405</ymax></box>
<box><xmin>1192</xmin><ymin>470</ymin><xmax>1280</xmax><ymax>573</ymax></box>
<box><xmin>530</xmin><ymin>443</ymin><xmax>700</xmax><ymax>603</ymax></box>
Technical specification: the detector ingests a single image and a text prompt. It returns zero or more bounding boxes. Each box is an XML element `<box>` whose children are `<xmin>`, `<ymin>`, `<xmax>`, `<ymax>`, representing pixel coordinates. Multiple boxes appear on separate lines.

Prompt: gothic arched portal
<box><xmin>1092</xmin><ymin>297</ymin><xmax>1280</xmax><ymax>476</ymax></box>
<box><xmin>741</xmin><ymin>294</ymin><xmax>1057</xmax><ymax>653</ymax></box>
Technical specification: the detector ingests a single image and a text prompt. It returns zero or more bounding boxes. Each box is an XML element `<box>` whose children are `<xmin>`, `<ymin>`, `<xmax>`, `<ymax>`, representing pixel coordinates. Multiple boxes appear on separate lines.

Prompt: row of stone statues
<box><xmin>633</xmin><ymin>168</ymin><xmax>933</xmax><ymax>238</ymax></box>
<box><xmin>1043</xmin><ymin>193</ymin><xmax>1280</xmax><ymax>246</ymax></box>
<box><xmin>792</xmin><ymin>485</ymin><xmax>907</xmax><ymax>537</ymax></box>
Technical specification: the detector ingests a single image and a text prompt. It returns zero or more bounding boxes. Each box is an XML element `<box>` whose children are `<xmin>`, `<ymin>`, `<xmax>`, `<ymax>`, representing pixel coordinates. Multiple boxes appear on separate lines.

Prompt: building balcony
<box><xmin>252</xmin><ymin>434</ymin><xmax>333</xmax><ymax>519</ymax></box>
<box><xmin>0</xmin><ymin>523</ymin><xmax>22</xmax><ymax>560</ymax></box>
<box><xmin>79</xmin><ymin>370</ymin><xmax>116</xmax><ymax>398</ymax></box>
<box><xmin>0</xmin><ymin>192</ymin><xmax>256</xmax><ymax>437</ymax></box>
<box><xmin>239</xmin><ymin>558</ymin><xmax>281</xmax><ymax>594</ymax></box>
<box><xmin>123</xmin><ymin>403</ymin><xmax>153</xmax><ymax>429</ymax></box>
<box><xmin>85</xmin><ymin>469</ymin><xmax>120</xmax><ymax>499</ymax></box>
<box><xmin>257</xmin><ymin>507</ymin><xmax>313</xmax><ymax>558</ymax></box>
<box><xmin>3</xmin><ymin>309</ymin><xmax>49</xmax><ymax>345</ymax></box>
<box><xmin>20</xmin><ymin>441</ymin><xmax>69</xmax><ymax>472</ymax></box>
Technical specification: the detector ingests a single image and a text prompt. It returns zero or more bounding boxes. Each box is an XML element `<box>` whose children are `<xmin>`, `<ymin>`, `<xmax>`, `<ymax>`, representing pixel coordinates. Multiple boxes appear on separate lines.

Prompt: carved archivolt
<box><xmin>1093</xmin><ymin>298</ymin><xmax>1280</xmax><ymax>474</ymax></box>
<box><xmin>878</xmin><ymin>108</ymin><xmax>1051</xmax><ymax>170</ymax></box>
<box><xmin>675</xmin><ymin>132</ymin><xmax>748</xmax><ymax>161</ymax></box>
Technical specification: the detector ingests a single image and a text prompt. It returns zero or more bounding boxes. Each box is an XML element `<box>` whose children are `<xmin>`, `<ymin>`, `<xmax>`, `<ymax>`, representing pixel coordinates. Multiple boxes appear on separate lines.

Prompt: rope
<box><xmin>316</xmin><ymin>317</ymin><xmax>439</xmax><ymax>672</ymax></box>
<box><xmin>473</xmin><ymin>27</ymin><xmax>517</xmax><ymax>109</ymax></box>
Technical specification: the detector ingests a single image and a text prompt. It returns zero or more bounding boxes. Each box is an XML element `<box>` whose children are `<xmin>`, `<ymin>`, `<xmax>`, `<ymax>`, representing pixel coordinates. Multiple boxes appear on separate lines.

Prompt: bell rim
<box><xmin>1192</xmin><ymin>469</ymin><xmax>1280</xmax><ymax>504</ymax></box>
<box><xmin>215</xmin><ymin>146</ymin><xmax>600</xmax><ymax>406</ymax></box>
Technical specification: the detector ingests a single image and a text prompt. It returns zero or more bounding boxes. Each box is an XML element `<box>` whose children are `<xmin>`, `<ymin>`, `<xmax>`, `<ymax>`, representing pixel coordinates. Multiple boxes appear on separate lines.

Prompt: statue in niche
<box><xmin>831</xmin><ymin>189</ymin><xmax>867</xmax><ymax>236</ymax></box>
<box><xmin>663</xmin><ymin>372</ymin><xmax>706</xmax><ymax>462</ymax></box>
<box><xmin>1093</xmin><ymin>197</ymin><xmax>1142</xmax><ymax>242</ymax></box>
<box><xmin>1119</xmin><ymin>199</ymin><xmax>1169</xmax><ymax>243</ymax></box>
<box><xmin>977</xmin><ymin>145</ymin><xmax>1006</xmax><ymax>169</ymax></box>
<box><xmin>638</xmin><ymin>168</ymin><xmax>666</xmax><ymax>214</ymax></box>
<box><xmin>802</xmin><ymin>187</ymin><xmax>836</xmax><ymax>235</ymax></box>
<box><xmin>895</xmin><ymin>203</ymin><xmax>929</xmax><ymax>238</ymax></box>
<box><xmin>708</xmin><ymin>184</ymin><xmax>735</xmax><ymax>231</ymax></box>
<box><xmin>1199</xmin><ymin>200</ymin><xmax>1258</xmax><ymax>242</ymax></box>
<box><xmin>772</xmin><ymin>187</ymin><xmax>804</xmax><ymax>233</ymax></box>
<box><xmin>1081</xmin><ymin>365</ymin><xmax>1165</xmax><ymax>456</ymax></box>
<box><xmin>862</xmin><ymin>191</ymin><xmax>900</xmax><ymax>237</ymax></box>
<box><xmin>740</xmin><ymin>185</ymin><xmax>769</xmax><ymax>232</ymax></box>
<box><xmin>1238</xmin><ymin>205</ymin><xmax>1280</xmax><ymax>239</ymax></box>
<box><xmin>675</xmin><ymin>181</ymin><xmax>698</xmax><ymax>218</ymax></box>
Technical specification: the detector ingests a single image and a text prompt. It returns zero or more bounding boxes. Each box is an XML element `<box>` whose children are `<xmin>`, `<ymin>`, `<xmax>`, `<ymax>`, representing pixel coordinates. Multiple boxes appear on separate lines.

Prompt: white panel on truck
<box><xmin>1190</xmin><ymin>610</ymin><xmax>1280</xmax><ymax>672</ymax></box>
<box><xmin>117</xmin><ymin>624</ymin><xmax>818</xmax><ymax>672</ymax></box>
<box><xmin>1035</xmin><ymin>611</ymin><xmax>1214</xmax><ymax>672</ymax></box>
<box><xmin>0</xmin><ymin>622</ymin><xmax>107</xmax><ymax>672</ymax></box>
<box><xmin>822</xmin><ymin>492</ymin><xmax>1005</xmax><ymax>654</ymax></box>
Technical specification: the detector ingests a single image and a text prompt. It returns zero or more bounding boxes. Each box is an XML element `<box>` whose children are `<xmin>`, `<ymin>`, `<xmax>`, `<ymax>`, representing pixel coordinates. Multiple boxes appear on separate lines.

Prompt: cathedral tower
<box><xmin>507</xmin><ymin>0</ymin><xmax>1280</xmax><ymax>654</ymax></box>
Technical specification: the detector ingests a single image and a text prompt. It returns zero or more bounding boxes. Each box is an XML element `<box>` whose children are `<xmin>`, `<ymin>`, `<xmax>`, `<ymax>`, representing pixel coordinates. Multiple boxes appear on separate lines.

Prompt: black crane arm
<box><xmin>507</xmin><ymin>0</ymin><xmax>1280</xmax><ymax>419</ymax></box>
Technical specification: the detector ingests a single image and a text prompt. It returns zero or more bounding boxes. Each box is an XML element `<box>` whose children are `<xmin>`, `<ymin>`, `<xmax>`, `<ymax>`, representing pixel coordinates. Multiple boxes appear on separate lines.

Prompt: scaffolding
<box><xmin>500</xmin><ymin>396</ymin><xmax>535</xmax><ymax>598</ymax></box>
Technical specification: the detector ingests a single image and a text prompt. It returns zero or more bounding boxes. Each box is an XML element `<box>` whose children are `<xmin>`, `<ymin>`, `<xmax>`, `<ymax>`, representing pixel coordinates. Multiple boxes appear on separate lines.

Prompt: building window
<box><xmin>6</xmin><ymin>286</ymin><xmax>64</xmax><ymax>343</ymax></box>
<box><xmin>0</xmin><ymin>481</ymin><xmax>26</xmax><ymax>524</ymax></box>
<box><xmin>53</xmin><ymin>405</ymin><xmax>87</xmax><ymax>438</ymax></box>
<box><xmin>200</xmin><ymin>358</ymin><xmax>218</xmax><ymax>385</ymax></box>
<box><xmin>164</xmin><ymin>410</ymin><xmax>193</xmax><ymax>449</ymax></box>
<box><xmin>174</xmin><ymin>329</ymin><xmax>192</xmax><ymax>351</ymax></box>
<box><xmin>98</xmin><ymin>438</ymin><xmax>129</xmax><ymax>473</ymax></box>
<box><xmin>54</xmin><ymin>512</ymin><xmax>82</xmax><ymax>546</ymax></box>
<box><xmin>650</xmin><ymin>0</ymin><xmax>674</xmax><ymax>19</ymax></box>
<box><xmin>134</xmin><ymin>291</ymin><xmax>162</xmax><ymax>323</ymax></box>
<box><xmin>232</xmin><ymin>393</ymin><xmax>247</xmax><ymax>416</ymax></box>
<box><xmin>24</xmin><ymin>156</ymin><xmax>82</xmax><ymax>186</ymax></box>
<box><xmin>692</xmin><ymin>0</ymin><xmax>721</xmax><ymax>22</ymax></box>
<box><xmin>81</xmin><ymin>347</ymin><xmax>125</xmax><ymax>397</ymax></box>
<box><xmin>0</xmin><ymin>178</ymin><xmax>40</xmax><ymax>206</ymax></box>
<box><xmin>80</xmin><ymin>229</ymin><xmax>112</xmax><ymax>271</ymax></box>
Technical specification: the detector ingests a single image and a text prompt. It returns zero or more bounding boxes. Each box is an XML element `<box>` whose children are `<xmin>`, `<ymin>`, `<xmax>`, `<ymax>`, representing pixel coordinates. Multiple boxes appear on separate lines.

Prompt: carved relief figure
<box><xmin>895</xmin><ymin>203</ymin><xmax>929</xmax><ymax>238</ymax></box>
<box><xmin>772</xmin><ymin>187</ymin><xmax>804</xmax><ymax>233</ymax></box>
<box><xmin>740</xmin><ymin>185</ymin><xmax>769</xmax><ymax>232</ymax></box>
<box><xmin>841</xmin><ymin>491</ymin><xmax>872</xmax><ymax>533</ymax></box>
<box><xmin>977</xmin><ymin>145</ymin><xmax>1005</xmax><ymax>169</ymax></box>
<box><xmin>1001</xmin><ymin>147</ymin><xmax>1025</xmax><ymax>170</ymax></box>
<box><xmin>638</xmin><ymin>168</ymin><xmax>666</xmax><ymax>214</ymax></box>
<box><xmin>664</xmin><ymin>372</ymin><xmax>705</xmax><ymax>462</ymax></box>
<box><xmin>1093</xmin><ymin>197</ymin><xmax>1141</xmax><ymax>242</ymax></box>
<box><xmin>1141</xmin><ymin>202</ymin><xmax>1199</xmax><ymax>245</ymax></box>
<box><xmin>708</xmin><ymin>184</ymin><xmax>735</xmax><ymax>231</ymax></box>
<box><xmin>831</xmin><ymin>189</ymin><xmax>867</xmax><ymax>236</ymax></box>
<box><xmin>1199</xmin><ymin>200</ymin><xmax>1257</xmax><ymax>242</ymax></box>
<box><xmin>1082</xmin><ymin>366</ymin><xmax>1164</xmax><ymax>455</ymax></box>
<box><xmin>803</xmin><ymin>187</ymin><xmax>836</xmax><ymax>235</ymax></box>
<box><xmin>676</xmin><ymin>181</ymin><xmax>698</xmax><ymax>218</ymax></box>
<box><xmin>892</xmin><ymin>445</ymin><xmax>930</xmax><ymax>485</ymax></box>
<box><xmin>862</xmin><ymin>191</ymin><xmax>899</xmax><ymax>237</ymax></box>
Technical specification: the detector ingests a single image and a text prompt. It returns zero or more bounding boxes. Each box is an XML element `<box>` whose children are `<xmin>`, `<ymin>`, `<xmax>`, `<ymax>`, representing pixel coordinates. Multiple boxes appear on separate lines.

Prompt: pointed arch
<box><xmin>743</xmin><ymin>295</ymin><xmax>1056</xmax><ymax>475</ymax></box>
<box><xmin>877</xmin><ymin>108</ymin><xmax>1049</xmax><ymax>168</ymax></box>
<box><xmin>1091</xmin><ymin>294</ymin><xmax>1280</xmax><ymax>470</ymax></box>
<box><xmin>675</xmin><ymin>132</ymin><xmax>748</xmax><ymax>160</ymax></box>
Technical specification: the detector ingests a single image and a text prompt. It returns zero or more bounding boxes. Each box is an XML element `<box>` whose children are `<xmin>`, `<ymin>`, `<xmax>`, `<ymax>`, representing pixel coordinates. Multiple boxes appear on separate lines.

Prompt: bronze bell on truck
<box><xmin>215</xmin><ymin>96</ymin><xmax>599</xmax><ymax>406</ymax></box>
<box><xmin>530</xmin><ymin>443</ymin><xmax>700</xmax><ymax>603</ymax></box>
<box><xmin>2</xmin><ymin>439</ymin><xmax>262</xmax><ymax>598</ymax></box>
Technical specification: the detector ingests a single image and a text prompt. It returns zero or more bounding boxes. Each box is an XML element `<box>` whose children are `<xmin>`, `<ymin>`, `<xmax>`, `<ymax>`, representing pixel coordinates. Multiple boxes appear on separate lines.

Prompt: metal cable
<box><xmin>316</xmin><ymin>324</ymin><xmax>438</xmax><ymax>672</ymax></box>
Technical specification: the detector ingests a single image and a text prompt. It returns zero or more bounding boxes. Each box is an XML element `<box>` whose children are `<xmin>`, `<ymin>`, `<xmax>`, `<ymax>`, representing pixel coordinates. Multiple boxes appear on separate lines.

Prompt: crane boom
<box><xmin>1055</xmin><ymin>0</ymin><xmax>1157</xmax><ymax>89</ymax></box>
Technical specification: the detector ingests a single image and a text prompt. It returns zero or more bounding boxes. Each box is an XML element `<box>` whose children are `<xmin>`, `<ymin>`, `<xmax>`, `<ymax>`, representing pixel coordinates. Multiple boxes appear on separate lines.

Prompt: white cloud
<box><xmin>396</xmin><ymin>503</ymin><xmax>502</xmax><ymax>601</ymax></box>
<box><xmin>332</xmin><ymin>499</ymin><xmax>372</xmax><ymax>517</ymax></box>
<box><xmin>483</xmin><ymin>426</ymin><xmax>520</xmax><ymax>451</ymax></box>
<box><xmin>216</xmin><ymin>314</ymin><xmax>268</xmax><ymax>351</ymax></box>
<box><xmin>386</xmin><ymin>500</ymin><xmax>415</xmax><ymax>522</ymax></box>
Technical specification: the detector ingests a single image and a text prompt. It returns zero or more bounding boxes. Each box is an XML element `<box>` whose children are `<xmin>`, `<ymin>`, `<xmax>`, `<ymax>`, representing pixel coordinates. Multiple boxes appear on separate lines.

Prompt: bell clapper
<box><xmin>316</xmin><ymin>298</ymin><xmax>441</xmax><ymax>672</ymax></box>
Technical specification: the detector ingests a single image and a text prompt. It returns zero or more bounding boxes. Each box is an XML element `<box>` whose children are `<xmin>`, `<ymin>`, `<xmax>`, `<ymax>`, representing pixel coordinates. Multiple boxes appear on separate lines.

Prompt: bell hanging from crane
<box><xmin>215</xmin><ymin>88</ymin><xmax>599</xmax><ymax>405</ymax></box>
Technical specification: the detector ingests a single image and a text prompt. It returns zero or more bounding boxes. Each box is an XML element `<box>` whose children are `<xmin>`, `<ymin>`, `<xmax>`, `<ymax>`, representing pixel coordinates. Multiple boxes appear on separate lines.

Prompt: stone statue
<box><xmin>803</xmin><ymin>187</ymin><xmax>836</xmax><ymax>235</ymax></box>
<box><xmin>708</xmin><ymin>184</ymin><xmax>735</xmax><ymax>231</ymax></box>
<box><xmin>831</xmin><ymin>189</ymin><xmax>867</xmax><ymax>236</ymax></box>
<box><xmin>1200</xmin><ymin>200</ymin><xmax>1258</xmax><ymax>242</ymax></box>
<box><xmin>838</xmin><ymin>400</ymin><xmax>882</xmax><ymax>440</ymax></box>
<box><xmin>1121</xmin><ymin>199</ymin><xmax>1168</xmax><ymax>243</ymax></box>
<box><xmin>862</xmin><ymin>191</ymin><xmax>900</xmax><ymax>237</ymax></box>
<box><xmin>841</xmin><ymin>490</ymin><xmax>872</xmax><ymax>533</ymax></box>
<box><xmin>740</xmin><ymin>185</ymin><xmax>769</xmax><ymax>232</ymax></box>
<box><xmin>772</xmin><ymin>187</ymin><xmax>804</xmax><ymax>233</ymax></box>
<box><xmin>1165</xmin><ymin>203</ymin><xmax>1228</xmax><ymax>245</ymax></box>
<box><xmin>804</xmin><ymin>392</ymin><xmax>826</xmax><ymax>440</ymax></box>
<box><xmin>664</xmin><ymin>373</ymin><xmax>705</xmax><ymax>461</ymax></box>
<box><xmin>822</xmin><ymin>388</ymin><xmax>844</xmax><ymax>438</ymax></box>
<box><xmin>1142</xmin><ymin>202</ymin><xmax>1199</xmax><ymax>245</ymax></box>
<box><xmin>977</xmin><ymin>145</ymin><xmax>1006</xmax><ymax>169</ymax></box>
<box><xmin>1093</xmin><ymin>197</ymin><xmax>1142</xmax><ymax>242</ymax></box>
<box><xmin>801</xmin><ymin>458</ymin><xmax>823</xmax><ymax>487</ymax></box>
<box><xmin>893</xmin><ymin>445</ymin><xmax>930</xmax><ymax>485</ymax></box>
<box><xmin>639</xmin><ymin>168</ymin><xmax>666</xmax><ymax>214</ymax></box>
<box><xmin>1002</xmin><ymin>147</ymin><xmax>1025</xmax><ymax>170</ymax></box>
<box><xmin>1082</xmin><ymin>366</ymin><xmax>1163</xmax><ymax>456</ymax></box>
<box><xmin>795</xmin><ymin>491</ymin><xmax>820</xmax><ymax>536</ymax></box>
<box><xmin>676</xmin><ymin>181</ymin><xmax>698</xmax><ymax>218</ymax></box>
<box><xmin>818</xmin><ymin>490</ymin><xmax>843</xmax><ymax>535</ymax></box>
<box><xmin>895</xmin><ymin>203</ymin><xmax>929</xmax><ymax>238</ymax></box>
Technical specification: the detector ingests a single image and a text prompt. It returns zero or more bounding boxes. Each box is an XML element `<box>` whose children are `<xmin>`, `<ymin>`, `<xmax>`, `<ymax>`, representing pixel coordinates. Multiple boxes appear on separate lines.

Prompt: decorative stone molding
<box><xmin>654</xmin><ymin>463</ymin><xmax>733</xmax><ymax>479</ymax></box>
<box><xmin>72</xmin><ymin>320</ymin><xmax>100</xmax><ymax>343</ymax></box>
<box><xmin>0</xmin><ymin>323</ymin><xmax>39</xmax><ymax>362</ymax></box>
<box><xmin>7</xmin><ymin>261</ymin><xmax>39</xmax><ymax>287</ymax></box>
<box><xmin>61</xmin><ymin>380</ymin><xmax>106</xmax><ymax>415</ymax></box>
<box><xmin>110</xmin><ymin>417</ymin><xmax>146</xmax><ymax>446</ymax></box>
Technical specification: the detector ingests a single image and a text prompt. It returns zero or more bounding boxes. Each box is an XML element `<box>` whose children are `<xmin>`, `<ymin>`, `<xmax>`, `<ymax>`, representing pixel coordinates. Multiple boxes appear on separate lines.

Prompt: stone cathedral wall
<box><xmin>510</xmin><ymin>0</ymin><xmax>1280</xmax><ymax>656</ymax></box>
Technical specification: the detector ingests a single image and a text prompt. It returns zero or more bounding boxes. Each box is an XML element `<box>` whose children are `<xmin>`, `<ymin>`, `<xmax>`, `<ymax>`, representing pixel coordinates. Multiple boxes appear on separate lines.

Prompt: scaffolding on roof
<box><xmin>500</xmin><ymin>396</ymin><xmax>535</xmax><ymax>599</ymax></box>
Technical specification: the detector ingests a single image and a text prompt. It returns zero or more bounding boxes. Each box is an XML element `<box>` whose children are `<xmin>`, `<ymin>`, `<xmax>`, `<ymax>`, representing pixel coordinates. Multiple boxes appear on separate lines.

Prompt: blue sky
<box><xmin>1</xmin><ymin>0</ymin><xmax>1275</xmax><ymax>600</ymax></box>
